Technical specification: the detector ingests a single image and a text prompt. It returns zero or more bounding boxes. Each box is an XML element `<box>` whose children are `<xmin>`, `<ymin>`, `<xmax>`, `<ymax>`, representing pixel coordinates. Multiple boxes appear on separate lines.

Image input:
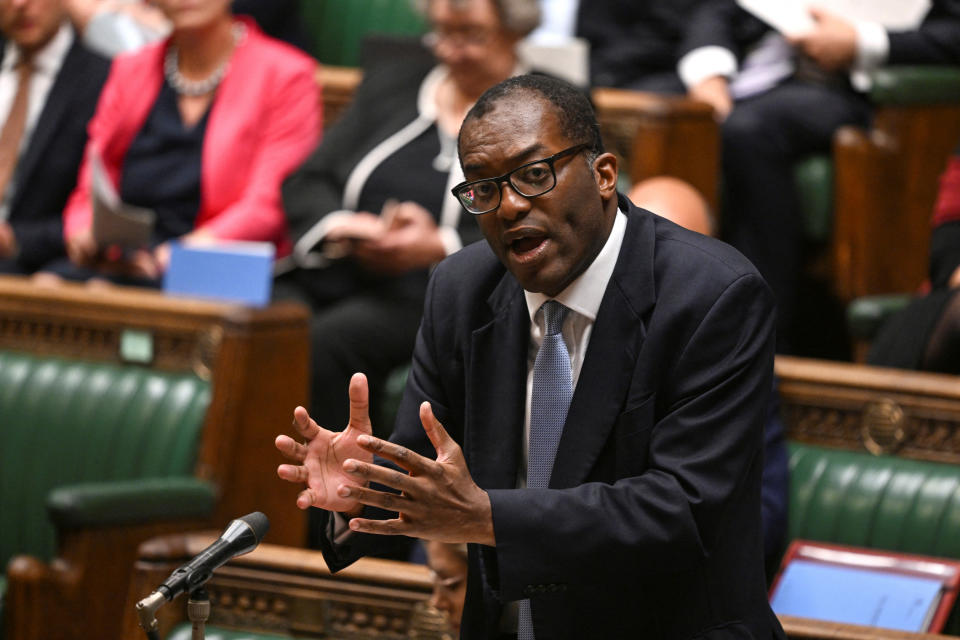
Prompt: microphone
<box><xmin>159</xmin><ymin>511</ymin><xmax>269</xmax><ymax>599</ymax></box>
<box><xmin>136</xmin><ymin>512</ymin><xmax>269</xmax><ymax>633</ymax></box>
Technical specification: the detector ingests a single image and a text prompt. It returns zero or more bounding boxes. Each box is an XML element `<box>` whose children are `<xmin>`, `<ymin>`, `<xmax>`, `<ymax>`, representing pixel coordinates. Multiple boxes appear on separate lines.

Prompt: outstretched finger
<box><xmin>355</xmin><ymin>434</ymin><xmax>432</xmax><ymax>475</ymax></box>
<box><xmin>296</xmin><ymin>488</ymin><xmax>319</xmax><ymax>510</ymax></box>
<box><xmin>277</xmin><ymin>463</ymin><xmax>309</xmax><ymax>484</ymax></box>
<box><xmin>348</xmin><ymin>516</ymin><xmax>409</xmax><ymax>536</ymax></box>
<box><xmin>419</xmin><ymin>402</ymin><xmax>458</xmax><ymax>460</ymax></box>
<box><xmin>275</xmin><ymin>434</ymin><xmax>308</xmax><ymax>462</ymax></box>
<box><xmin>292</xmin><ymin>406</ymin><xmax>321</xmax><ymax>440</ymax></box>
<box><xmin>346</xmin><ymin>372</ymin><xmax>374</xmax><ymax>435</ymax></box>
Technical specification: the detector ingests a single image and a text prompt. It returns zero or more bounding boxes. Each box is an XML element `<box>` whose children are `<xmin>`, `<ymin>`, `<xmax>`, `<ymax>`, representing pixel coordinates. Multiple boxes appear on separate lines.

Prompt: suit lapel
<box><xmin>466</xmin><ymin>271</ymin><xmax>529</xmax><ymax>491</ymax></box>
<box><xmin>14</xmin><ymin>40</ymin><xmax>83</xmax><ymax>202</ymax></box>
<box><xmin>550</xmin><ymin>199</ymin><xmax>658</xmax><ymax>488</ymax></box>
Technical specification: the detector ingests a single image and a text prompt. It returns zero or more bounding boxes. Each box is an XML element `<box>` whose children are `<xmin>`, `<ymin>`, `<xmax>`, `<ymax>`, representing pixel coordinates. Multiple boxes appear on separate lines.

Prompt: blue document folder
<box><xmin>163</xmin><ymin>241</ymin><xmax>275</xmax><ymax>307</ymax></box>
<box><xmin>771</xmin><ymin>559</ymin><xmax>943</xmax><ymax>632</ymax></box>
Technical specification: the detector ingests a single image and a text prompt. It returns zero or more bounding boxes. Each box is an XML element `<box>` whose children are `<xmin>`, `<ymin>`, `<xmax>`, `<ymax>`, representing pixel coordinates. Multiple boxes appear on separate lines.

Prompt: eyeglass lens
<box><xmin>459</xmin><ymin>161</ymin><xmax>556</xmax><ymax>213</ymax></box>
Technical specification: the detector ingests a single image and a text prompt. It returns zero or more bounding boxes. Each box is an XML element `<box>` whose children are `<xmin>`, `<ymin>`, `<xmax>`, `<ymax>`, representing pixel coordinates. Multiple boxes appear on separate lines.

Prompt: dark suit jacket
<box><xmin>0</xmin><ymin>33</ymin><xmax>109</xmax><ymax>272</ymax></box>
<box><xmin>576</xmin><ymin>0</ymin><xmax>706</xmax><ymax>89</ymax></box>
<box><xmin>319</xmin><ymin>197</ymin><xmax>783</xmax><ymax>639</ymax></box>
<box><xmin>680</xmin><ymin>0</ymin><xmax>960</xmax><ymax>69</ymax></box>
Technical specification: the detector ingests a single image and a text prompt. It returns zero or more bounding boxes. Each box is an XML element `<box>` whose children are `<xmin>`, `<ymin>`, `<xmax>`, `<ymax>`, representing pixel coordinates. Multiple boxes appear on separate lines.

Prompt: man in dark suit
<box><xmin>0</xmin><ymin>0</ymin><xmax>109</xmax><ymax>274</ymax></box>
<box><xmin>276</xmin><ymin>75</ymin><xmax>783</xmax><ymax>638</ymax></box>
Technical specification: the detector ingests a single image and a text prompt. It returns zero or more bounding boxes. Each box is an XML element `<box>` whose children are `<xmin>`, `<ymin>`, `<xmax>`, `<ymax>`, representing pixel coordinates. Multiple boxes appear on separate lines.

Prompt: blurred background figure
<box><xmin>424</xmin><ymin>540</ymin><xmax>468</xmax><ymax>635</ymax></box>
<box><xmin>870</xmin><ymin>141</ymin><xmax>960</xmax><ymax>375</ymax></box>
<box><xmin>677</xmin><ymin>0</ymin><xmax>960</xmax><ymax>352</ymax></box>
<box><xmin>0</xmin><ymin>0</ymin><xmax>108</xmax><ymax>274</ymax></box>
<box><xmin>64</xmin><ymin>0</ymin><xmax>306</xmax><ymax>58</ymax></box>
<box><xmin>48</xmin><ymin>0</ymin><xmax>319</xmax><ymax>284</ymax></box>
<box><xmin>275</xmin><ymin>0</ymin><xmax>540</xmax><ymax>448</ymax></box>
<box><xmin>628</xmin><ymin>175</ymin><xmax>715</xmax><ymax>236</ymax></box>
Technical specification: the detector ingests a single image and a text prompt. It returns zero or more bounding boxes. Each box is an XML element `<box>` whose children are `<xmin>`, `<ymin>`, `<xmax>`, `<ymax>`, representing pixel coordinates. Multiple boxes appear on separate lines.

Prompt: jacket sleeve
<box><xmin>195</xmin><ymin>57</ymin><xmax>320</xmax><ymax>244</ymax></box>
<box><xmin>61</xmin><ymin>55</ymin><xmax>127</xmax><ymax>242</ymax></box>
<box><xmin>888</xmin><ymin>0</ymin><xmax>960</xmax><ymax>65</ymax></box>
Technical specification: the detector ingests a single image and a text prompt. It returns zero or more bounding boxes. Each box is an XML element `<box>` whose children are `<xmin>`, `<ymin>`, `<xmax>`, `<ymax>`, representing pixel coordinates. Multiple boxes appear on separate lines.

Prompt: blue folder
<box><xmin>163</xmin><ymin>241</ymin><xmax>275</xmax><ymax>307</ymax></box>
<box><xmin>771</xmin><ymin>559</ymin><xmax>943</xmax><ymax>632</ymax></box>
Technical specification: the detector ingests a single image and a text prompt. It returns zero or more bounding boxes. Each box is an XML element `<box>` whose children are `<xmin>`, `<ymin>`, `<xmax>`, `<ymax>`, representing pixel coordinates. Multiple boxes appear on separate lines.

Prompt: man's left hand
<box><xmin>351</xmin><ymin>201</ymin><xmax>447</xmax><ymax>275</ymax></box>
<box><xmin>788</xmin><ymin>7</ymin><xmax>858</xmax><ymax>72</ymax></box>
<box><xmin>337</xmin><ymin>401</ymin><xmax>496</xmax><ymax>546</ymax></box>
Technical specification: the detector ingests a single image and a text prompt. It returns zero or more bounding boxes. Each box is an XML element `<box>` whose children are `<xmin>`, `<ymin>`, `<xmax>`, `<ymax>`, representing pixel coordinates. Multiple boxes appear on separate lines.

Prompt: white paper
<box><xmin>737</xmin><ymin>0</ymin><xmax>930</xmax><ymax>35</ymax></box>
<box><xmin>90</xmin><ymin>149</ymin><xmax>156</xmax><ymax>248</ymax></box>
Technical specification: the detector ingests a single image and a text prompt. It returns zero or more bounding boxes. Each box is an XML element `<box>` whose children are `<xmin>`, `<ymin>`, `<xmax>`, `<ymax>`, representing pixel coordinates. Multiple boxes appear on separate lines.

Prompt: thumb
<box><xmin>419</xmin><ymin>401</ymin><xmax>457</xmax><ymax>460</ymax></box>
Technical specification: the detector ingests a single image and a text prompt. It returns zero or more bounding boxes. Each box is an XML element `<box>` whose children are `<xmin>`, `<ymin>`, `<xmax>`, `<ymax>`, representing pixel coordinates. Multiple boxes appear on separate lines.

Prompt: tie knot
<box><xmin>540</xmin><ymin>300</ymin><xmax>568</xmax><ymax>336</ymax></box>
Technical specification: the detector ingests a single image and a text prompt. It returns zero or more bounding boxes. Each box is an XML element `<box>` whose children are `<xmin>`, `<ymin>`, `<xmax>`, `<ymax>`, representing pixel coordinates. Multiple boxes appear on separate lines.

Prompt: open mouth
<box><xmin>511</xmin><ymin>235</ymin><xmax>546</xmax><ymax>254</ymax></box>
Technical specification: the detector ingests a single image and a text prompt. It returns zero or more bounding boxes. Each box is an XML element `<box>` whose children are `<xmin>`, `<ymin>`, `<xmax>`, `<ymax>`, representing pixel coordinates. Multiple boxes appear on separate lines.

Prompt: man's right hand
<box><xmin>275</xmin><ymin>372</ymin><xmax>376</xmax><ymax>515</ymax></box>
<box><xmin>689</xmin><ymin>75</ymin><xmax>733</xmax><ymax>122</ymax></box>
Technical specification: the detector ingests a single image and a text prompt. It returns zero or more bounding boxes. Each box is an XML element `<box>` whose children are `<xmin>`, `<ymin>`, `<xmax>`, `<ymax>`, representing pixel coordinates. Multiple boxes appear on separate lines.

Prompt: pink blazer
<box><xmin>63</xmin><ymin>18</ymin><xmax>321</xmax><ymax>257</ymax></box>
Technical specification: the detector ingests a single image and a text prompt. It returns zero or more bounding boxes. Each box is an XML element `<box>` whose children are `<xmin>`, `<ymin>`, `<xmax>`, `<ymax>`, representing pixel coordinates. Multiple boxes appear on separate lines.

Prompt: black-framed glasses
<box><xmin>451</xmin><ymin>144</ymin><xmax>590</xmax><ymax>215</ymax></box>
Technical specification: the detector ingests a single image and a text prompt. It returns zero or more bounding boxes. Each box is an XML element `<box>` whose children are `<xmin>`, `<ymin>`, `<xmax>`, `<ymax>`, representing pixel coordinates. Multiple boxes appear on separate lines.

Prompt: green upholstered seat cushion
<box><xmin>0</xmin><ymin>350</ymin><xmax>210</xmax><ymax>572</ymax></box>
<box><xmin>168</xmin><ymin>623</ymin><xmax>292</xmax><ymax>640</ymax></box>
<box><xmin>788</xmin><ymin>442</ymin><xmax>960</xmax><ymax>559</ymax></box>
<box><xmin>301</xmin><ymin>0</ymin><xmax>427</xmax><ymax>66</ymax></box>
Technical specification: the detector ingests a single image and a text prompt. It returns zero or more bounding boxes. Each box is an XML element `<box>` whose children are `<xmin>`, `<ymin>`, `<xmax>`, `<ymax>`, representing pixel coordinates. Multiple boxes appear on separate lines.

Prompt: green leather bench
<box><xmin>0</xmin><ymin>275</ymin><xmax>310</xmax><ymax>640</ymax></box>
<box><xmin>0</xmin><ymin>351</ymin><xmax>217</xmax><ymax>638</ymax></box>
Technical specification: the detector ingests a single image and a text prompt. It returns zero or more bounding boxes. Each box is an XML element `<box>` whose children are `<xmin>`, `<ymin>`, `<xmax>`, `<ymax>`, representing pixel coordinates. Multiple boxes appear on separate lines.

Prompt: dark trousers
<box><xmin>720</xmin><ymin>79</ymin><xmax>871</xmax><ymax>351</ymax></box>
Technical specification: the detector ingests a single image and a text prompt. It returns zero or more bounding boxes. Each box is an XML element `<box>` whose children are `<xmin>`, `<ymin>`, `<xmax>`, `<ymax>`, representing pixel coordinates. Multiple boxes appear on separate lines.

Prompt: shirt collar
<box><xmin>2</xmin><ymin>22</ymin><xmax>73</xmax><ymax>76</ymax></box>
<box><xmin>524</xmin><ymin>204</ymin><xmax>628</xmax><ymax>324</ymax></box>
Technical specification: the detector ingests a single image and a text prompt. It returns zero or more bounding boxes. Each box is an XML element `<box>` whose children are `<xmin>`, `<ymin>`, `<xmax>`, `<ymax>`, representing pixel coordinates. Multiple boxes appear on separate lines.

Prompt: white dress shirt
<box><xmin>0</xmin><ymin>22</ymin><xmax>72</xmax><ymax>220</ymax></box>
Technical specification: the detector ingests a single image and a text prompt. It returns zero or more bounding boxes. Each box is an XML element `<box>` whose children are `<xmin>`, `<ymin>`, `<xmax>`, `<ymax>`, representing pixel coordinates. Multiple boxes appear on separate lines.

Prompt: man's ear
<box><xmin>593</xmin><ymin>152</ymin><xmax>619</xmax><ymax>198</ymax></box>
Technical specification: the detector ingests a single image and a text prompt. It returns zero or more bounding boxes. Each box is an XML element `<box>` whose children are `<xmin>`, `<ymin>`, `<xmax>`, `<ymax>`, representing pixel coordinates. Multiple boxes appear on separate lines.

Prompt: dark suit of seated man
<box><xmin>276</xmin><ymin>74</ymin><xmax>785</xmax><ymax>639</ymax></box>
<box><xmin>0</xmin><ymin>0</ymin><xmax>109</xmax><ymax>274</ymax></box>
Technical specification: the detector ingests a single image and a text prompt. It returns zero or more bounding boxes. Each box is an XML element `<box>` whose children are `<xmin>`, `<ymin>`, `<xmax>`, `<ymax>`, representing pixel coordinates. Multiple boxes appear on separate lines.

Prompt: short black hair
<box><xmin>459</xmin><ymin>74</ymin><xmax>604</xmax><ymax>159</ymax></box>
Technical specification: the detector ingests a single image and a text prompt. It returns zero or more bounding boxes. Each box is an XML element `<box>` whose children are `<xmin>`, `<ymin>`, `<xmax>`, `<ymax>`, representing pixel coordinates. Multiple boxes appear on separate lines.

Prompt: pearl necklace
<box><xmin>164</xmin><ymin>23</ymin><xmax>245</xmax><ymax>97</ymax></box>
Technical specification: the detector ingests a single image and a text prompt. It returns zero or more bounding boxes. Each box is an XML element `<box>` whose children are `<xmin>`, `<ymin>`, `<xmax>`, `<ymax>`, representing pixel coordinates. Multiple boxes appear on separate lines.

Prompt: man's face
<box><xmin>0</xmin><ymin>0</ymin><xmax>63</xmax><ymax>54</ymax></box>
<box><xmin>458</xmin><ymin>94</ymin><xmax>617</xmax><ymax>296</ymax></box>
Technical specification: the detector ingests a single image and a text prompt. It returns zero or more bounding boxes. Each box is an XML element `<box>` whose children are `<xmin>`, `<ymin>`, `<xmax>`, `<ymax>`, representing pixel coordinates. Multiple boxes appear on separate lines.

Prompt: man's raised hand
<box><xmin>275</xmin><ymin>372</ymin><xmax>375</xmax><ymax>514</ymax></box>
<box><xmin>335</xmin><ymin>401</ymin><xmax>495</xmax><ymax>545</ymax></box>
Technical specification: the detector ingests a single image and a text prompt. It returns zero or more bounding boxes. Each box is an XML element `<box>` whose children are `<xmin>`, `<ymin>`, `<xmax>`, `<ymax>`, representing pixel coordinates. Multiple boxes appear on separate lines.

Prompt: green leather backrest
<box><xmin>301</xmin><ymin>0</ymin><xmax>428</xmax><ymax>67</ymax></box>
<box><xmin>789</xmin><ymin>442</ymin><xmax>960</xmax><ymax>558</ymax></box>
<box><xmin>794</xmin><ymin>155</ymin><xmax>834</xmax><ymax>243</ymax></box>
<box><xmin>0</xmin><ymin>350</ymin><xmax>211</xmax><ymax>571</ymax></box>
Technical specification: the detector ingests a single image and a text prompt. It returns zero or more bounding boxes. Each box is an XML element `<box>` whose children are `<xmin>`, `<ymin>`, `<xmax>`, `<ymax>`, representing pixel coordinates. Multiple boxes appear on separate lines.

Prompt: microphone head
<box><xmin>238</xmin><ymin>511</ymin><xmax>269</xmax><ymax>543</ymax></box>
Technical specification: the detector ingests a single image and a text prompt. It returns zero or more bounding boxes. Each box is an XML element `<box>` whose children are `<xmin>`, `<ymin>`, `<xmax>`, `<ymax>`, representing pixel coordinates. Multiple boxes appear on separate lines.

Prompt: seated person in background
<box><xmin>576</xmin><ymin>0</ymin><xmax>706</xmax><ymax>92</ymax></box>
<box><xmin>630</xmin><ymin>175</ymin><xmax>789</xmax><ymax>574</ymax></box>
<box><xmin>0</xmin><ymin>0</ymin><xmax>109</xmax><ymax>274</ymax></box>
<box><xmin>275</xmin><ymin>0</ymin><xmax>540</xmax><ymax>440</ymax></box>
<box><xmin>64</xmin><ymin>0</ymin><xmax>304</xmax><ymax>59</ymax></box>
<box><xmin>424</xmin><ymin>540</ymin><xmax>468</xmax><ymax>635</ymax></box>
<box><xmin>870</xmin><ymin>141</ymin><xmax>960</xmax><ymax>374</ymax></box>
<box><xmin>49</xmin><ymin>0</ymin><xmax>320</xmax><ymax>284</ymax></box>
<box><xmin>678</xmin><ymin>0</ymin><xmax>960</xmax><ymax>352</ymax></box>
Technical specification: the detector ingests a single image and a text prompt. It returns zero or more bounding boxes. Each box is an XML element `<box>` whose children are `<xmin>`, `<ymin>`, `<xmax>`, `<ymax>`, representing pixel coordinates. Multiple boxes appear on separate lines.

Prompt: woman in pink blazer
<box><xmin>58</xmin><ymin>0</ymin><xmax>320</xmax><ymax>282</ymax></box>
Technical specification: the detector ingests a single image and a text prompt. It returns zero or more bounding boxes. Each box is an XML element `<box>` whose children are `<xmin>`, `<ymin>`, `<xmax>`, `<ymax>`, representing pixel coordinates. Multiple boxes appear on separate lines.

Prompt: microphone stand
<box><xmin>188</xmin><ymin>587</ymin><xmax>210</xmax><ymax>640</ymax></box>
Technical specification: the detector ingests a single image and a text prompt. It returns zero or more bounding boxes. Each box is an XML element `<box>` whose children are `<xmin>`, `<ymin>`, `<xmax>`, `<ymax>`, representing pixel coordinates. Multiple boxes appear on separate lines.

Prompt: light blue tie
<box><xmin>518</xmin><ymin>300</ymin><xmax>572</xmax><ymax>640</ymax></box>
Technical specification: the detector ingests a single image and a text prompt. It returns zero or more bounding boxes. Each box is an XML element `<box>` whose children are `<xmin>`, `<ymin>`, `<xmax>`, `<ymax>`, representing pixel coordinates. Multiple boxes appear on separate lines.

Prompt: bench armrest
<box><xmin>869</xmin><ymin>66</ymin><xmax>960</xmax><ymax>105</ymax></box>
<box><xmin>47</xmin><ymin>478</ymin><xmax>217</xmax><ymax>529</ymax></box>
